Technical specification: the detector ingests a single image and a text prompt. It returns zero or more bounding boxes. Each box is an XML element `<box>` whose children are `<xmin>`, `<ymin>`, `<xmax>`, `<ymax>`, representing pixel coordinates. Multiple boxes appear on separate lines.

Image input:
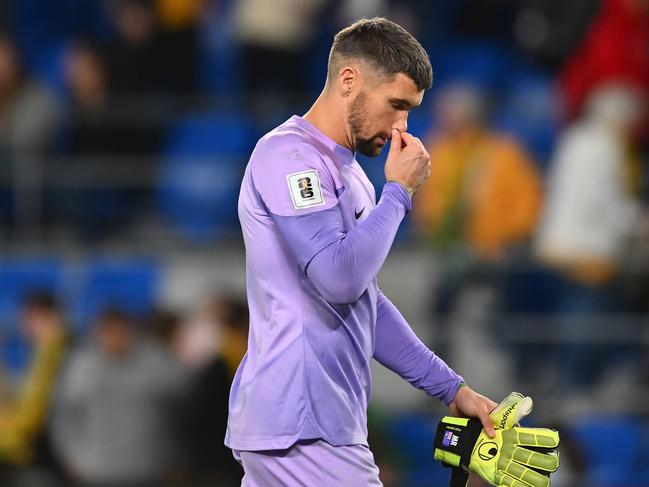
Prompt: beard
<box><xmin>348</xmin><ymin>91</ymin><xmax>388</xmax><ymax>157</ymax></box>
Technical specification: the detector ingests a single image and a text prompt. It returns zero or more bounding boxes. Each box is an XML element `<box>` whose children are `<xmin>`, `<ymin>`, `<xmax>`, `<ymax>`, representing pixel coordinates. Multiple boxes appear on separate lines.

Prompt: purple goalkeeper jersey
<box><xmin>226</xmin><ymin>116</ymin><xmax>462</xmax><ymax>452</ymax></box>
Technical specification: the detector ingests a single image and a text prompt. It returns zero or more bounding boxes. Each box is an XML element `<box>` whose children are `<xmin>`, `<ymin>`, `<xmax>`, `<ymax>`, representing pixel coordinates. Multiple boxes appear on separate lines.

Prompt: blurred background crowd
<box><xmin>0</xmin><ymin>0</ymin><xmax>648</xmax><ymax>485</ymax></box>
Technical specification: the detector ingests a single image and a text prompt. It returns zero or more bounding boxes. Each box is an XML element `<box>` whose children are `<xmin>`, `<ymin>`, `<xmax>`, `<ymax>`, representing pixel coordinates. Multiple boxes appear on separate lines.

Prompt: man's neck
<box><xmin>303</xmin><ymin>91</ymin><xmax>353</xmax><ymax>151</ymax></box>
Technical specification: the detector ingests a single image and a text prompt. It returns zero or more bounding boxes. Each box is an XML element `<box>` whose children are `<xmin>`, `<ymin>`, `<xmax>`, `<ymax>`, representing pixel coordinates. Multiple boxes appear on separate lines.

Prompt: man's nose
<box><xmin>392</xmin><ymin>113</ymin><xmax>408</xmax><ymax>134</ymax></box>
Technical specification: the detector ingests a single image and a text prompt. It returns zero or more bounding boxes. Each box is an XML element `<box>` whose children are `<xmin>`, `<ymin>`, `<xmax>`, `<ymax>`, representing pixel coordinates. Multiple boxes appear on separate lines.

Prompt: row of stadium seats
<box><xmin>0</xmin><ymin>257</ymin><xmax>159</xmax><ymax>330</ymax></box>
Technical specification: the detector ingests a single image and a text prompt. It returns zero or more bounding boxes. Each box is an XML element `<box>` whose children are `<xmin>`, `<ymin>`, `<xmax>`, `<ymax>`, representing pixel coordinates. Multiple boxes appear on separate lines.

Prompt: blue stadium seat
<box><xmin>72</xmin><ymin>257</ymin><xmax>160</xmax><ymax>330</ymax></box>
<box><xmin>406</xmin><ymin>104</ymin><xmax>435</xmax><ymax>140</ymax></box>
<box><xmin>158</xmin><ymin>113</ymin><xmax>255</xmax><ymax>242</ymax></box>
<box><xmin>428</xmin><ymin>40</ymin><xmax>515</xmax><ymax>91</ymax></box>
<box><xmin>197</xmin><ymin>8</ymin><xmax>242</xmax><ymax>95</ymax></box>
<box><xmin>492</xmin><ymin>70</ymin><xmax>559</xmax><ymax>168</ymax></box>
<box><xmin>31</xmin><ymin>42</ymin><xmax>69</xmax><ymax>95</ymax></box>
<box><xmin>570</xmin><ymin>415</ymin><xmax>649</xmax><ymax>486</ymax></box>
<box><xmin>12</xmin><ymin>0</ymin><xmax>110</xmax><ymax>75</ymax></box>
<box><xmin>164</xmin><ymin>113</ymin><xmax>254</xmax><ymax>157</ymax></box>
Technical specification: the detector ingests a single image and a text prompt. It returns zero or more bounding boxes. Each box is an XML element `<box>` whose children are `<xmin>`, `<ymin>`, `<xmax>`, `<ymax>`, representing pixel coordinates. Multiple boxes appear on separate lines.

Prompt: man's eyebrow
<box><xmin>389</xmin><ymin>97</ymin><xmax>420</xmax><ymax>109</ymax></box>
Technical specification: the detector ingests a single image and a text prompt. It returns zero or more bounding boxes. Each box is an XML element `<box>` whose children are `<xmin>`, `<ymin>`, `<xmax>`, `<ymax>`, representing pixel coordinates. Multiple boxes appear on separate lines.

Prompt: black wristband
<box><xmin>433</xmin><ymin>417</ymin><xmax>483</xmax><ymax>469</ymax></box>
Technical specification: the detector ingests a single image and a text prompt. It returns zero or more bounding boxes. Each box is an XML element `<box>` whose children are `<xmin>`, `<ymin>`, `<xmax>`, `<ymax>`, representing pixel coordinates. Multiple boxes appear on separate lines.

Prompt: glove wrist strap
<box><xmin>433</xmin><ymin>417</ymin><xmax>483</xmax><ymax>469</ymax></box>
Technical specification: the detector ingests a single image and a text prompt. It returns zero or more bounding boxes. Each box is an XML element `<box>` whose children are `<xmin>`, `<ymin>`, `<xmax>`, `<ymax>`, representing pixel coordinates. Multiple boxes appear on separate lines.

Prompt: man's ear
<box><xmin>338</xmin><ymin>65</ymin><xmax>359</xmax><ymax>98</ymax></box>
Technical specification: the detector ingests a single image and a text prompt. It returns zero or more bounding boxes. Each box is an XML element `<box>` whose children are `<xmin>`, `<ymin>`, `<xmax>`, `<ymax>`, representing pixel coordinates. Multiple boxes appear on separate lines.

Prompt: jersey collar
<box><xmin>291</xmin><ymin>115</ymin><xmax>356</xmax><ymax>166</ymax></box>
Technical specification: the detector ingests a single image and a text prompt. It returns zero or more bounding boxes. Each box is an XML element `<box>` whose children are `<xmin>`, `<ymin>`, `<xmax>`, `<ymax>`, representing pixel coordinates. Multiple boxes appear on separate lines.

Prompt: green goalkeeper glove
<box><xmin>435</xmin><ymin>393</ymin><xmax>560</xmax><ymax>487</ymax></box>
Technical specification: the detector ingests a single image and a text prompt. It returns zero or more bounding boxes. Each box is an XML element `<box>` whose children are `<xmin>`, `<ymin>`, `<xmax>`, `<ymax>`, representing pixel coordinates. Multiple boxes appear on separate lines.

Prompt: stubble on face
<box><xmin>347</xmin><ymin>90</ymin><xmax>389</xmax><ymax>157</ymax></box>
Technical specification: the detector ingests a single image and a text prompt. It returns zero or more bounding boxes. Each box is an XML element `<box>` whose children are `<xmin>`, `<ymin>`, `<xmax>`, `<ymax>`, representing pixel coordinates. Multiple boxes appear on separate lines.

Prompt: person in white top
<box><xmin>535</xmin><ymin>82</ymin><xmax>647</xmax><ymax>388</ymax></box>
<box><xmin>536</xmin><ymin>83</ymin><xmax>645</xmax><ymax>272</ymax></box>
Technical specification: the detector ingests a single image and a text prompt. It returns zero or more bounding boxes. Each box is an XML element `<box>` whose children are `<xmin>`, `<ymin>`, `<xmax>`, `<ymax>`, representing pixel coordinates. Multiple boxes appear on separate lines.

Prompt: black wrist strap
<box><xmin>433</xmin><ymin>417</ymin><xmax>483</xmax><ymax>469</ymax></box>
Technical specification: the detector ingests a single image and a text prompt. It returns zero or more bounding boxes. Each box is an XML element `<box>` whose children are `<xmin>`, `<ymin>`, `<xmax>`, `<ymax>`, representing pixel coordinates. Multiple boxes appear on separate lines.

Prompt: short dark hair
<box><xmin>328</xmin><ymin>17</ymin><xmax>432</xmax><ymax>91</ymax></box>
<box><xmin>97</xmin><ymin>307</ymin><xmax>133</xmax><ymax>328</ymax></box>
<box><xmin>23</xmin><ymin>292</ymin><xmax>60</xmax><ymax>313</ymax></box>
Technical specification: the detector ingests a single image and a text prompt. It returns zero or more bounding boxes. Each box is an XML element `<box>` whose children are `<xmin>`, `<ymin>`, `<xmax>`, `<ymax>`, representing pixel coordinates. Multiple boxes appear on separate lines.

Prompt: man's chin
<box><xmin>356</xmin><ymin>143</ymin><xmax>384</xmax><ymax>157</ymax></box>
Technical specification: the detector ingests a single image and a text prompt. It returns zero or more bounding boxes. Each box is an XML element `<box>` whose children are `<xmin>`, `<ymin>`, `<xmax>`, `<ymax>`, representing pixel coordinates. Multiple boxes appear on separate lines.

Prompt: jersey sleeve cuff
<box><xmin>441</xmin><ymin>375</ymin><xmax>465</xmax><ymax>406</ymax></box>
<box><xmin>382</xmin><ymin>182</ymin><xmax>412</xmax><ymax>212</ymax></box>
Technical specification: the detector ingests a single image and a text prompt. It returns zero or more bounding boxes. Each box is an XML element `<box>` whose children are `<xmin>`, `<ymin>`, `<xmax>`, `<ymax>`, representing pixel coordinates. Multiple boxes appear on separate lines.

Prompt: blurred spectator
<box><xmin>0</xmin><ymin>33</ymin><xmax>60</xmax><ymax>230</ymax></box>
<box><xmin>101</xmin><ymin>0</ymin><xmax>199</xmax><ymax>96</ymax></box>
<box><xmin>513</xmin><ymin>0</ymin><xmax>600</xmax><ymax>69</ymax></box>
<box><xmin>0</xmin><ymin>33</ymin><xmax>60</xmax><ymax>157</ymax></box>
<box><xmin>454</xmin><ymin>0</ymin><xmax>518</xmax><ymax>41</ymax></box>
<box><xmin>147</xmin><ymin>308</ymin><xmax>181</xmax><ymax>350</ymax></box>
<box><xmin>560</xmin><ymin>0</ymin><xmax>649</xmax><ymax>119</ymax></box>
<box><xmin>51</xmin><ymin>308</ymin><xmax>185</xmax><ymax>485</ymax></box>
<box><xmin>61</xmin><ymin>39</ymin><xmax>160</xmax><ymax>156</ymax></box>
<box><xmin>154</xmin><ymin>0</ymin><xmax>203</xmax><ymax>95</ymax></box>
<box><xmin>100</xmin><ymin>0</ymin><xmax>163</xmax><ymax>148</ymax></box>
<box><xmin>0</xmin><ymin>293</ymin><xmax>67</xmax><ymax>485</ymax></box>
<box><xmin>103</xmin><ymin>0</ymin><xmax>160</xmax><ymax>96</ymax></box>
<box><xmin>60</xmin><ymin>41</ymin><xmax>111</xmax><ymax>154</ymax></box>
<box><xmin>232</xmin><ymin>0</ymin><xmax>327</xmax><ymax>100</ymax></box>
<box><xmin>180</xmin><ymin>296</ymin><xmax>247</xmax><ymax>486</ymax></box>
<box><xmin>413</xmin><ymin>83</ymin><xmax>542</xmax><ymax>259</ymax></box>
<box><xmin>338</xmin><ymin>0</ymin><xmax>388</xmax><ymax>24</ymax></box>
<box><xmin>535</xmin><ymin>83</ymin><xmax>647</xmax><ymax>388</ymax></box>
<box><xmin>174</xmin><ymin>296</ymin><xmax>225</xmax><ymax>370</ymax></box>
<box><xmin>49</xmin><ymin>40</ymin><xmax>155</xmax><ymax>239</ymax></box>
<box><xmin>215</xmin><ymin>297</ymin><xmax>248</xmax><ymax>377</ymax></box>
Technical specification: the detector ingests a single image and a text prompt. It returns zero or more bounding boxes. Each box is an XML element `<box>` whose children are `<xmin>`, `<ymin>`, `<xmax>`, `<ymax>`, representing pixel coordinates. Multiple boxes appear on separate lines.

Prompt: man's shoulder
<box><xmin>250</xmin><ymin>119</ymin><xmax>331</xmax><ymax>179</ymax></box>
<box><xmin>245</xmin><ymin>118</ymin><xmax>341</xmax><ymax>215</ymax></box>
<box><xmin>257</xmin><ymin>120</ymin><xmax>325</xmax><ymax>159</ymax></box>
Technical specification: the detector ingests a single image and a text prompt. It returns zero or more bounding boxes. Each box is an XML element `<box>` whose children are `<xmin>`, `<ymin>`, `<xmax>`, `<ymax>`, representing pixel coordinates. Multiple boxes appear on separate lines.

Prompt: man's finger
<box><xmin>478</xmin><ymin>410</ymin><xmax>496</xmax><ymax>438</ymax></box>
<box><xmin>400</xmin><ymin>131</ymin><xmax>417</xmax><ymax>146</ymax></box>
<box><xmin>389</xmin><ymin>129</ymin><xmax>402</xmax><ymax>155</ymax></box>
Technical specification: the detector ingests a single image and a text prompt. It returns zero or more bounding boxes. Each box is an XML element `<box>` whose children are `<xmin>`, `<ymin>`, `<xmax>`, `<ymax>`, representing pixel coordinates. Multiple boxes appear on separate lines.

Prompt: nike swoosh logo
<box><xmin>355</xmin><ymin>207</ymin><xmax>365</xmax><ymax>219</ymax></box>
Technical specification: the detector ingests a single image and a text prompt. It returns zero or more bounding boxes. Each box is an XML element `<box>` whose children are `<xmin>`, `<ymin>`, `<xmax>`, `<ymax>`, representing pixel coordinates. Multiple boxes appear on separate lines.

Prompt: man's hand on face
<box><xmin>384</xmin><ymin>128</ymin><xmax>431</xmax><ymax>197</ymax></box>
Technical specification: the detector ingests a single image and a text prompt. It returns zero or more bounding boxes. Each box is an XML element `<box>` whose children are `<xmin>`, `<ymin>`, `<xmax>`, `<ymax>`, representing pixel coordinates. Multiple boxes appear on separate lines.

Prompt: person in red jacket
<box><xmin>561</xmin><ymin>0</ymin><xmax>649</xmax><ymax>119</ymax></box>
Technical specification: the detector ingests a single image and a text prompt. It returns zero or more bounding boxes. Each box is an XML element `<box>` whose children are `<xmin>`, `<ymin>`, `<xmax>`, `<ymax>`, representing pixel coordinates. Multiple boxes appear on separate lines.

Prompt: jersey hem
<box><xmin>225</xmin><ymin>433</ymin><xmax>369</xmax><ymax>452</ymax></box>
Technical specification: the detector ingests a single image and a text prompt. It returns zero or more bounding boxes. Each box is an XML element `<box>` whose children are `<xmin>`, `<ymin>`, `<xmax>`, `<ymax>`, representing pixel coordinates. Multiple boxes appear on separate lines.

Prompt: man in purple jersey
<box><xmin>227</xmin><ymin>17</ymin><xmax>498</xmax><ymax>486</ymax></box>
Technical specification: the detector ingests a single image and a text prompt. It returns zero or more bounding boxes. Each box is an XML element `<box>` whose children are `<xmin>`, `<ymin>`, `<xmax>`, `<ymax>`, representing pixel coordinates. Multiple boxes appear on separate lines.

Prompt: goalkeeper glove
<box><xmin>435</xmin><ymin>393</ymin><xmax>559</xmax><ymax>487</ymax></box>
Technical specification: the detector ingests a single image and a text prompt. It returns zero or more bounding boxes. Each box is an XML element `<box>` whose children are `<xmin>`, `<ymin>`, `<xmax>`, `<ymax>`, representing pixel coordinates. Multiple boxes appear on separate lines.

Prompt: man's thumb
<box><xmin>389</xmin><ymin>129</ymin><xmax>402</xmax><ymax>155</ymax></box>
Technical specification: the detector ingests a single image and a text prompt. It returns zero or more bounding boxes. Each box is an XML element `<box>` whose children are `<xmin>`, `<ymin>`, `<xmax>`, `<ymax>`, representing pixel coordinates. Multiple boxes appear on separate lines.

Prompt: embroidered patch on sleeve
<box><xmin>286</xmin><ymin>170</ymin><xmax>325</xmax><ymax>209</ymax></box>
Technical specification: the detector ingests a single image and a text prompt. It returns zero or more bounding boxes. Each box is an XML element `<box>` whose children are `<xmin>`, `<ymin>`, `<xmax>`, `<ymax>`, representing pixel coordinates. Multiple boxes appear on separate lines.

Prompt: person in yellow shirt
<box><xmin>0</xmin><ymin>293</ymin><xmax>66</xmax><ymax>483</ymax></box>
<box><xmin>413</xmin><ymin>83</ymin><xmax>543</xmax><ymax>259</ymax></box>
